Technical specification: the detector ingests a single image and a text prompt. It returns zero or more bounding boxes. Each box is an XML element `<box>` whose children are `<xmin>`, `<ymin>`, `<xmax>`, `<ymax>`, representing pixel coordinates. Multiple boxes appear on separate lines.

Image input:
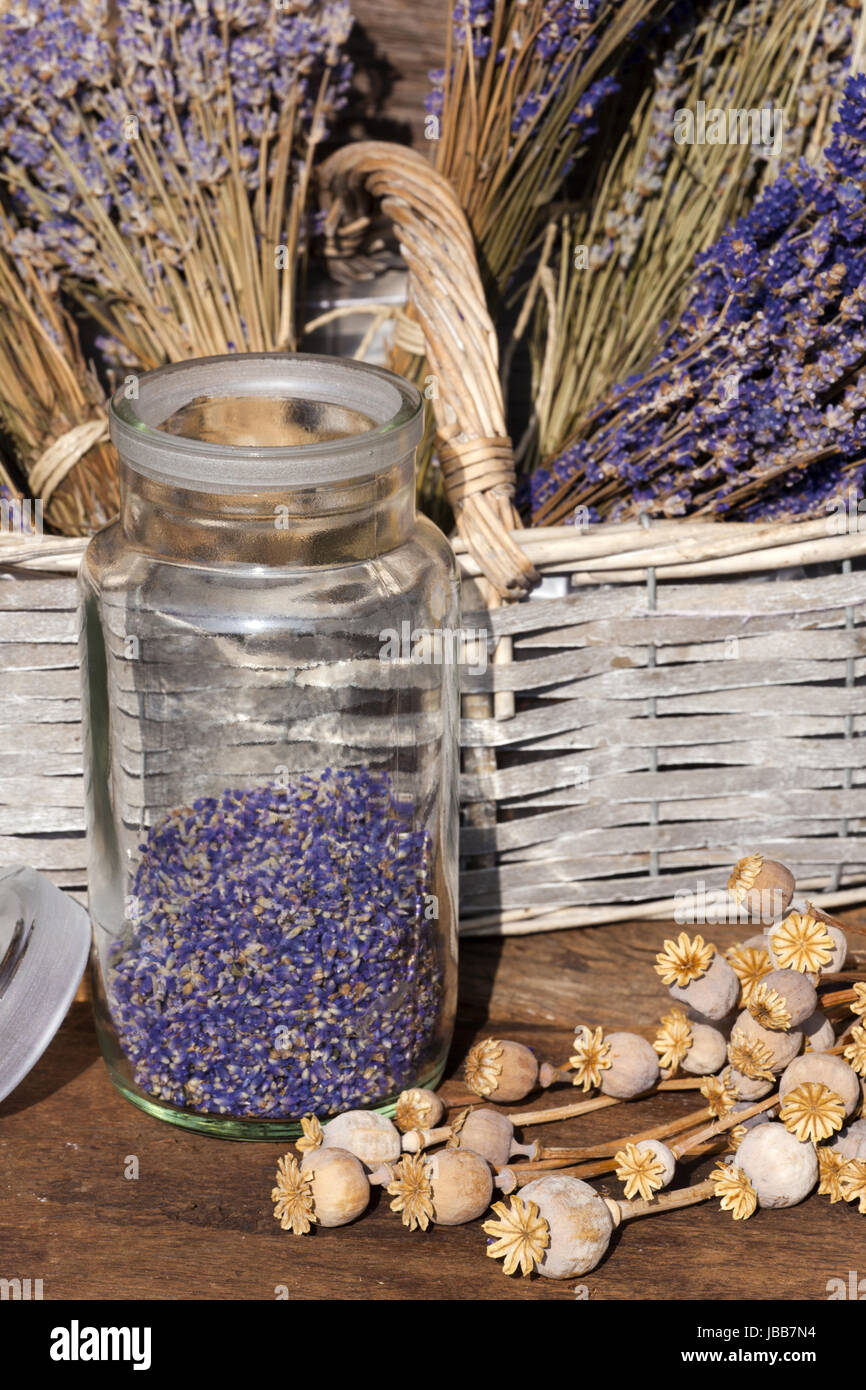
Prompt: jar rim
<box><xmin>110</xmin><ymin>352</ymin><xmax>424</xmax><ymax>491</ymax></box>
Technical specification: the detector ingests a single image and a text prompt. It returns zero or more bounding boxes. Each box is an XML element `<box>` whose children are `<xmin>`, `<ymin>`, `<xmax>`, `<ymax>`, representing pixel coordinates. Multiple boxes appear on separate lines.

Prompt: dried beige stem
<box><xmin>617</xmin><ymin>1177</ymin><xmax>717</xmax><ymax>1222</ymax></box>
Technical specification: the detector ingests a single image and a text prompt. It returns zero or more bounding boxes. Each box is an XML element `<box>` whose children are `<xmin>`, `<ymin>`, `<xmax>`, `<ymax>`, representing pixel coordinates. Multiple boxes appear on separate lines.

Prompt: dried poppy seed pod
<box><xmin>735</xmin><ymin>1123</ymin><xmax>818</xmax><ymax>1208</ymax></box>
<box><xmin>765</xmin><ymin>912</ymin><xmax>841</xmax><ymax>976</ymax></box>
<box><xmin>620</xmin><ymin>1139</ymin><xmax>677</xmax><ymax>1194</ymax></box>
<box><xmin>321</xmin><ymin>1110</ymin><xmax>401</xmax><ymax>1169</ymax></box>
<box><xmin>804</xmin><ymin>903</ymin><xmax>852</xmax><ymax>967</ymax></box>
<box><xmin>731</xmin><ymin>1009</ymin><xmax>802</xmax><ymax>1074</ymax></box>
<box><xmin>426</xmin><ymin>1149</ymin><xmax>494</xmax><ymax>1225</ymax></box>
<box><xmin>826</xmin><ymin>1117</ymin><xmax>866</xmax><ymax>1160</ymax></box>
<box><xmin>670</xmin><ymin>953</ymin><xmax>740</xmax><ymax>1020</ymax></box>
<box><xmin>393</xmin><ymin>1088</ymin><xmax>444</xmax><ymax>1133</ymax></box>
<box><xmin>453</xmin><ymin>1108</ymin><xmax>537</xmax><ymax>1166</ymax></box>
<box><xmin>801</xmin><ymin>1010</ymin><xmax>835</xmax><ymax>1053</ymax></box>
<box><xmin>382</xmin><ymin>1149</ymin><xmax>493</xmax><ymax>1230</ymax></box>
<box><xmin>681</xmin><ymin>1023</ymin><xmax>728</xmax><ymax>1076</ymax></box>
<box><xmin>779</xmin><ymin>1053</ymin><xmax>860</xmax><ymax>1119</ymax></box>
<box><xmin>598</xmin><ymin>1032</ymin><xmax>659</xmax><ymax>1099</ymax></box>
<box><xmin>726</xmin><ymin>1067</ymin><xmax>775</xmax><ymax>1101</ymax></box>
<box><xmin>748</xmin><ymin>968</ymin><xmax>817</xmax><ymax>1030</ymax></box>
<box><xmin>464</xmin><ymin>1038</ymin><xmax>539</xmax><ymax>1103</ymax></box>
<box><xmin>644</xmin><ymin>1140</ymin><xmax>676</xmax><ymax>1188</ymax></box>
<box><xmin>820</xmin><ymin>926</ymin><xmax>847</xmax><ymax>973</ymax></box>
<box><xmin>401</xmin><ymin>1109</ymin><xmax>539</xmax><ymax>1163</ymax></box>
<box><xmin>727</xmin><ymin>854</ymin><xmax>794</xmax><ymax>923</ymax></box>
<box><xmin>767</xmin><ymin>928</ymin><xmax>845</xmax><ymax>973</ymax></box>
<box><xmin>686</xmin><ymin>1005</ymin><xmax>736</xmax><ymax>1035</ymax></box>
<box><xmin>299</xmin><ymin>1147</ymin><xmax>370</xmax><ymax>1227</ymax></box>
<box><xmin>518</xmin><ymin>1175</ymin><xmax>616</xmax><ymax>1278</ymax></box>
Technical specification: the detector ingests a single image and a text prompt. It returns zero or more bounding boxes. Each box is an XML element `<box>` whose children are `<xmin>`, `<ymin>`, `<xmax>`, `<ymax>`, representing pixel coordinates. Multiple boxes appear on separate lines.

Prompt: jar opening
<box><xmin>110</xmin><ymin>352</ymin><xmax>423</xmax><ymax>492</ymax></box>
<box><xmin>159</xmin><ymin>394</ymin><xmax>378</xmax><ymax>447</ymax></box>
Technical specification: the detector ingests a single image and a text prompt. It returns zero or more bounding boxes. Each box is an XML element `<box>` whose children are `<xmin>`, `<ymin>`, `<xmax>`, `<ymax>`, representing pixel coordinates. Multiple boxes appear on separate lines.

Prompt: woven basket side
<box><xmin>458</xmin><ymin>539</ymin><xmax>866</xmax><ymax>934</ymax></box>
<box><xmin>0</xmin><ymin>570</ymin><xmax>86</xmax><ymax>895</ymax></box>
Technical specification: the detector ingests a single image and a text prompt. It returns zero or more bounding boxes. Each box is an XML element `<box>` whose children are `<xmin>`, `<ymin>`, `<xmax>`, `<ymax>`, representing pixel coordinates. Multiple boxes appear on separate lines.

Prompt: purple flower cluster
<box><xmin>452</xmin><ymin>0</ymin><xmax>495</xmax><ymax>60</ymax></box>
<box><xmin>427</xmin><ymin>0</ymin><xmax>621</xmax><ymax>158</ymax></box>
<box><xmin>511</xmin><ymin>1</ymin><xmax>614</xmax><ymax>141</ymax></box>
<box><xmin>531</xmin><ymin>72</ymin><xmax>866</xmax><ymax>523</ymax></box>
<box><xmin>0</xmin><ymin>0</ymin><xmax>353</xmax><ymax>285</ymax></box>
<box><xmin>109</xmin><ymin>769</ymin><xmax>443</xmax><ymax>1120</ymax></box>
<box><xmin>825</xmin><ymin>73</ymin><xmax>866</xmax><ymax>183</ymax></box>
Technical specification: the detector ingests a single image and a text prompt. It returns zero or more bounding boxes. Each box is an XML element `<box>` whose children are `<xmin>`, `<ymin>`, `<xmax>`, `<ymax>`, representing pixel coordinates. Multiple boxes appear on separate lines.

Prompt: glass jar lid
<box><xmin>0</xmin><ymin>867</ymin><xmax>90</xmax><ymax>1104</ymax></box>
<box><xmin>110</xmin><ymin>353</ymin><xmax>424</xmax><ymax>492</ymax></box>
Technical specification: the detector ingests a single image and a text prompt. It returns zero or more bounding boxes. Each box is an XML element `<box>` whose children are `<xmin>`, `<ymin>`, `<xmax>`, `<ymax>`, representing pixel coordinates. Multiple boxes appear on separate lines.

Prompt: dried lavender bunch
<box><xmin>526</xmin><ymin>0</ymin><xmax>859</xmax><ymax>468</ymax></box>
<box><xmin>110</xmin><ymin>769</ymin><xmax>444</xmax><ymax>1120</ymax></box>
<box><xmin>0</xmin><ymin>0</ymin><xmax>353</xmax><ymax>369</ymax></box>
<box><xmin>0</xmin><ymin>208</ymin><xmax>118</xmax><ymax>535</ymax></box>
<box><xmin>530</xmin><ymin>72</ymin><xmax>866</xmax><ymax>524</ymax></box>
<box><xmin>430</xmin><ymin>0</ymin><xmax>663</xmax><ymax>298</ymax></box>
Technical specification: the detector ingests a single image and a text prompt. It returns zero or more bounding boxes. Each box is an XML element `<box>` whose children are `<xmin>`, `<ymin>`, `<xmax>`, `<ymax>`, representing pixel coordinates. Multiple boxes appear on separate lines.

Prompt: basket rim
<box><xmin>3</xmin><ymin>512</ymin><xmax>866</xmax><ymax>583</ymax></box>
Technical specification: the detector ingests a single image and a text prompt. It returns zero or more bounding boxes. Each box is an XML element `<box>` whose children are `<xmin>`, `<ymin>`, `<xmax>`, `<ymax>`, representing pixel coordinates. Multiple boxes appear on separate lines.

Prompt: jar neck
<box><xmin>119</xmin><ymin>457</ymin><xmax>417</xmax><ymax>565</ymax></box>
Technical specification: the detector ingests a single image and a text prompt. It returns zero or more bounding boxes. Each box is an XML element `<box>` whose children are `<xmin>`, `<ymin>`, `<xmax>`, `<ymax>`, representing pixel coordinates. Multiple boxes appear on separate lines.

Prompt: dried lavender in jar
<box><xmin>109</xmin><ymin>768</ymin><xmax>443</xmax><ymax>1118</ymax></box>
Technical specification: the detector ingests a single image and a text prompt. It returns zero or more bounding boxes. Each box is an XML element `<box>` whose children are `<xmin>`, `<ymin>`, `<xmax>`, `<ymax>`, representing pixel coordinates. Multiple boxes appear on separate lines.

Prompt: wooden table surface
<box><xmin>2</xmin><ymin>914</ymin><xmax>864</xmax><ymax>1302</ymax></box>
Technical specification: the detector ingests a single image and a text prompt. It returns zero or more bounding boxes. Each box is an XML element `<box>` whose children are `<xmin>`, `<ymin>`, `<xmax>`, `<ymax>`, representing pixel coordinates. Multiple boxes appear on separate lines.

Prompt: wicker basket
<box><xmin>3</xmin><ymin>519</ymin><xmax>866</xmax><ymax>930</ymax></box>
<box><xmin>3</xmin><ymin>142</ymin><xmax>866</xmax><ymax>931</ymax></box>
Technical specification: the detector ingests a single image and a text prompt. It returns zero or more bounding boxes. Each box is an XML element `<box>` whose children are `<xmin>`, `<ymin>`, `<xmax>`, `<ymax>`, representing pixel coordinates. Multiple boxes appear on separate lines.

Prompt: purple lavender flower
<box><xmin>826</xmin><ymin>72</ymin><xmax>866</xmax><ymax>182</ymax></box>
<box><xmin>0</xmin><ymin>1</ymin><xmax>353</xmax><ymax>286</ymax></box>
<box><xmin>109</xmin><ymin>768</ymin><xmax>444</xmax><ymax>1119</ymax></box>
<box><xmin>433</xmin><ymin>1</ymin><xmax>625</xmax><ymax>170</ymax></box>
<box><xmin>532</xmin><ymin>71</ymin><xmax>866</xmax><ymax>523</ymax></box>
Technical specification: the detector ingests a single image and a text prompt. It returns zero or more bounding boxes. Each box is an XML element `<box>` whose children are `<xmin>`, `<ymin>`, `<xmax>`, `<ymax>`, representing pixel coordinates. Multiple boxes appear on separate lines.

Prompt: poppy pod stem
<box><xmin>496</xmin><ymin>1137</ymin><xmax>725</xmax><ymax>1192</ymax></box>
<box><xmin>506</xmin><ymin>1095</ymin><xmax>622</xmax><ymax>1127</ymax></box>
<box><xmin>668</xmin><ymin>1092</ymin><xmax>779</xmax><ymax>1158</ymax></box>
<box><xmin>539</xmin><ymin>1062</ymin><xmax>707</xmax><ymax>1090</ymax></box>
<box><xmin>820</xmin><ymin>986</ymin><xmax>864</xmax><ymax>1010</ymax></box>
<box><xmin>616</xmin><ymin>1177</ymin><xmax>718</xmax><ymax>1223</ymax></box>
<box><xmin>401</xmin><ymin>1125</ymin><xmax>452</xmax><ymax>1152</ymax></box>
<box><xmin>508</xmin><ymin>1074</ymin><xmax>705</xmax><ymax>1126</ymax></box>
<box><xmin>533</xmin><ymin>1107</ymin><xmax>718</xmax><ymax>1162</ymax></box>
<box><xmin>494</xmin><ymin>1092</ymin><xmax>779</xmax><ymax>1191</ymax></box>
<box><xmin>525</xmin><ymin>1090</ymin><xmax>778</xmax><ymax>1167</ymax></box>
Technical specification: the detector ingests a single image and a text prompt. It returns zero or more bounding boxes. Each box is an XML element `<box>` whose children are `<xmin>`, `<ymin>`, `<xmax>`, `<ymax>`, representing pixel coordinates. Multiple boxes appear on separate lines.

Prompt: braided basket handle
<box><xmin>318</xmin><ymin>141</ymin><xmax>537</xmax><ymax>600</ymax></box>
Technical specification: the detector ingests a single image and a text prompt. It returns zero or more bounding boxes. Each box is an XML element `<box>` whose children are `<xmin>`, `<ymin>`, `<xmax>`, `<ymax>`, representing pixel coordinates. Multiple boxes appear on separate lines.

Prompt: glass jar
<box><xmin>80</xmin><ymin>354</ymin><xmax>460</xmax><ymax>1139</ymax></box>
